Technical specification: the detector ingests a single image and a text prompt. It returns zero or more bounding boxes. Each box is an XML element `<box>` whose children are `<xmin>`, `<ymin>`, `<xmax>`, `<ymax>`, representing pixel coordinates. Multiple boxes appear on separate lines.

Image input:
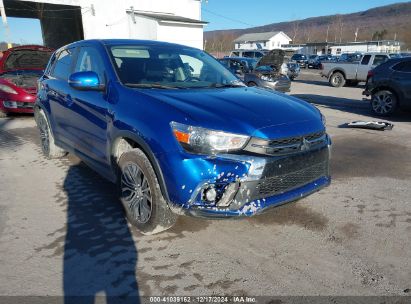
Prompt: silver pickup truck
<box><xmin>320</xmin><ymin>53</ymin><xmax>390</xmax><ymax>87</ymax></box>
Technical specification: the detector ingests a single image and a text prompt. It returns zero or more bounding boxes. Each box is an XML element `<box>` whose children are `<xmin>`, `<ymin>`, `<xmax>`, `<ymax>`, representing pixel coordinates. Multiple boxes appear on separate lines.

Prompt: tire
<box><xmin>35</xmin><ymin>108</ymin><xmax>67</xmax><ymax>159</ymax></box>
<box><xmin>330</xmin><ymin>72</ymin><xmax>346</xmax><ymax>88</ymax></box>
<box><xmin>118</xmin><ymin>148</ymin><xmax>177</xmax><ymax>235</ymax></box>
<box><xmin>0</xmin><ymin>110</ymin><xmax>7</xmax><ymax>118</ymax></box>
<box><xmin>371</xmin><ymin>90</ymin><xmax>398</xmax><ymax>117</ymax></box>
<box><xmin>248</xmin><ymin>81</ymin><xmax>257</xmax><ymax>87</ymax></box>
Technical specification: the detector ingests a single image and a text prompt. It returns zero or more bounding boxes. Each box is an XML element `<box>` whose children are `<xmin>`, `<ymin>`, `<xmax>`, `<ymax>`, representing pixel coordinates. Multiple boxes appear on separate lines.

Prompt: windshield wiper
<box><xmin>209</xmin><ymin>82</ymin><xmax>246</xmax><ymax>88</ymax></box>
<box><xmin>124</xmin><ymin>83</ymin><xmax>178</xmax><ymax>89</ymax></box>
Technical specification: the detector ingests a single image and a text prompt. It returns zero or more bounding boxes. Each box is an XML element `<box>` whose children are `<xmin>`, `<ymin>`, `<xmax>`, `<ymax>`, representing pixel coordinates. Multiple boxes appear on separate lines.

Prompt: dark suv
<box><xmin>35</xmin><ymin>39</ymin><xmax>331</xmax><ymax>234</ymax></box>
<box><xmin>291</xmin><ymin>54</ymin><xmax>308</xmax><ymax>68</ymax></box>
<box><xmin>363</xmin><ymin>58</ymin><xmax>411</xmax><ymax>116</ymax></box>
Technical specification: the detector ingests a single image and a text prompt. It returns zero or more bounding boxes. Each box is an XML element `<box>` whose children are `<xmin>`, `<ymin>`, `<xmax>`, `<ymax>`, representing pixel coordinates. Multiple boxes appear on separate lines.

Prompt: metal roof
<box><xmin>128</xmin><ymin>11</ymin><xmax>208</xmax><ymax>25</ymax></box>
<box><xmin>233</xmin><ymin>31</ymin><xmax>287</xmax><ymax>43</ymax></box>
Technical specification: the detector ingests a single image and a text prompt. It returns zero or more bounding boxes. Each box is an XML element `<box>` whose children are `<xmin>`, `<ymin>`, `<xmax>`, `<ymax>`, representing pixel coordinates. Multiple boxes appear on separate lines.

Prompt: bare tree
<box><xmin>292</xmin><ymin>20</ymin><xmax>300</xmax><ymax>43</ymax></box>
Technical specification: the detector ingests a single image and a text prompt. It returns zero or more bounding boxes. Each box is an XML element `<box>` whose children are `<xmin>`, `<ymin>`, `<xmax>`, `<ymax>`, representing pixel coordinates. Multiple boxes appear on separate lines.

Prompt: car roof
<box><xmin>57</xmin><ymin>39</ymin><xmax>199</xmax><ymax>52</ymax></box>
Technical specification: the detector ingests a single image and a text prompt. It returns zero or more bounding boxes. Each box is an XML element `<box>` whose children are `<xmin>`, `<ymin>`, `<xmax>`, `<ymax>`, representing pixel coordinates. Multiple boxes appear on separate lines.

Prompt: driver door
<box><xmin>68</xmin><ymin>46</ymin><xmax>111</xmax><ymax>168</ymax></box>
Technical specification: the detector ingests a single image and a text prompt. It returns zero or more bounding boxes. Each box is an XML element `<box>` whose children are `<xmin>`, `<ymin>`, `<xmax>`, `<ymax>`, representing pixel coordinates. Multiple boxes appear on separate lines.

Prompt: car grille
<box><xmin>230</xmin><ymin>147</ymin><xmax>329</xmax><ymax>209</ymax></box>
<box><xmin>244</xmin><ymin>131</ymin><xmax>327</xmax><ymax>156</ymax></box>
<box><xmin>257</xmin><ymin>161</ymin><xmax>327</xmax><ymax>197</ymax></box>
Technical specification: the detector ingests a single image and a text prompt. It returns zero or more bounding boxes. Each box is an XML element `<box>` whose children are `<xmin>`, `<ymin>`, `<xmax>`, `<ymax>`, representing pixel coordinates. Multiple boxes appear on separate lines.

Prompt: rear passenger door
<box><xmin>355</xmin><ymin>55</ymin><xmax>371</xmax><ymax>81</ymax></box>
<box><xmin>46</xmin><ymin>47</ymin><xmax>76</xmax><ymax>146</ymax></box>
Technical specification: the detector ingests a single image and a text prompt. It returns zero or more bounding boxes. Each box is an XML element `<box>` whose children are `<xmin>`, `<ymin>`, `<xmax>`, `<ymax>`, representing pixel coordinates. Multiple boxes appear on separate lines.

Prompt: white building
<box><xmin>0</xmin><ymin>0</ymin><xmax>207</xmax><ymax>49</ymax></box>
<box><xmin>233</xmin><ymin>31</ymin><xmax>292</xmax><ymax>50</ymax></box>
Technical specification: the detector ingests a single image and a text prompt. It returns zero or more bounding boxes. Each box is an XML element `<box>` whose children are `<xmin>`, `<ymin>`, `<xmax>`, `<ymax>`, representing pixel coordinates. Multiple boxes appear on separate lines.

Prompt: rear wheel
<box><xmin>35</xmin><ymin>108</ymin><xmax>67</xmax><ymax>159</ymax></box>
<box><xmin>118</xmin><ymin>148</ymin><xmax>177</xmax><ymax>235</ymax></box>
<box><xmin>371</xmin><ymin>90</ymin><xmax>398</xmax><ymax>117</ymax></box>
<box><xmin>330</xmin><ymin>72</ymin><xmax>346</xmax><ymax>88</ymax></box>
<box><xmin>248</xmin><ymin>81</ymin><xmax>257</xmax><ymax>87</ymax></box>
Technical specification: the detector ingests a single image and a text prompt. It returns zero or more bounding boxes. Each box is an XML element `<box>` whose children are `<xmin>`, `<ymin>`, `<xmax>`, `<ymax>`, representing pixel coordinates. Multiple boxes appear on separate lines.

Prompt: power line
<box><xmin>202</xmin><ymin>7</ymin><xmax>256</xmax><ymax>27</ymax></box>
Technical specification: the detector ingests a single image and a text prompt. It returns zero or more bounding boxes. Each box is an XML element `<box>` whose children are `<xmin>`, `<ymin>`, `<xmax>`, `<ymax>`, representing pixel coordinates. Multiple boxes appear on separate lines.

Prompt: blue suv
<box><xmin>35</xmin><ymin>39</ymin><xmax>331</xmax><ymax>234</ymax></box>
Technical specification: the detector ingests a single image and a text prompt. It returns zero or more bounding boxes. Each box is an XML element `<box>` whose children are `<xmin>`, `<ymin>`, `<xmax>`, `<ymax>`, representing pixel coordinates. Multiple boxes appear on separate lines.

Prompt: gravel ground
<box><xmin>0</xmin><ymin>71</ymin><xmax>410</xmax><ymax>302</ymax></box>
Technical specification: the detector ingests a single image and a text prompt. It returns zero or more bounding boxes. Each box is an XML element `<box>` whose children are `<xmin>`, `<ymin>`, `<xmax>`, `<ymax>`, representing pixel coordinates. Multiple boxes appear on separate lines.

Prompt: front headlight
<box><xmin>171</xmin><ymin>122</ymin><xmax>249</xmax><ymax>154</ymax></box>
<box><xmin>0</xmin><ymin>84</ymin><xmax>18</xmax><ymax>94</ymax></box>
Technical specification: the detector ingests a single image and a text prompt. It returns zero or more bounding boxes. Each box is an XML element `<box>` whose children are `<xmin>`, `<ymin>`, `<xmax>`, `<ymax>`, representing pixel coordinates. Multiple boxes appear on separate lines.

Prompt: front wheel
<box><xmin>0</xmin><ymin>110</ymin><xmax>7</xmax><ymax>118</ymax></box>
<box><xmin>371</xmin><ymin>90</ymin><xmax>398</xmax><ymax>117</ymax></box>
<box><xmin>118</xmin><ymin>148</ymin><xmax>177</xmax><ymax>235</ymax></box>
<box><xmin>247</xmin><ymin>81</ymin><xmax>257</xmax><ymax>87</ymax></box>
<box><xmin>330</xmin><ymin>72</ymin><xmax>346</xmax><ymax>87</ymax></box>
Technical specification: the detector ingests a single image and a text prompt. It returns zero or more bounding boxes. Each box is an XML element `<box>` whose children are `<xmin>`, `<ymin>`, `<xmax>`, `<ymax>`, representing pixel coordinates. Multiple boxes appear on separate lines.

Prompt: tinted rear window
<box><xmin>392</xmin><ymin>60</ymin><xmax>411</xmax><ymax>72</ymax></box>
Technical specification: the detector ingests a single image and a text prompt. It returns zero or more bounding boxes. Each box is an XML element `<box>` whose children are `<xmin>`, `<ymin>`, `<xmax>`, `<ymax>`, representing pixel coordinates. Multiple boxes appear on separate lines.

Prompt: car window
<box><xmin>231</xmin><ymin>52</ymin><xmax>239</xmax><ymax>57</ymax></box>
<box><xmin>51</xmin><ymin>48</ymin><xmax>74</xmax><ymax>80</ymax></box>
<box><xmin>373</xmin><ymin>55</ymin><xmax>389</xmax><ymax>66</ymax></box>
<box><xmin>392</xmin><ymin>60</ymin><xmax>411</xmax><ymax>72</ymax></box>
<box><xmin>74</xmin><ymin>46</ymin><xmax>106</xmax><ymax>83</ymax></box>
<box><xmin>109</xmin><ymin>45</ymin><xmax>239</xmax><ymax>88</ymax></box>
<box><xmin>361</xmin><ymin>55</ymin><xmax>371</xmax><ymax>65</ymax></box>
<box><xmin>243</xmin><ymin>52</ymin><xmax>254</xmax><ymax>58</ymax></box>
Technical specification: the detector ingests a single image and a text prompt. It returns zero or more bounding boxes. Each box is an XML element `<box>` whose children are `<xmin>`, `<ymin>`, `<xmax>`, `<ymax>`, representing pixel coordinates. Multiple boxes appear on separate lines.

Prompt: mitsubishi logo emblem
<box><xmin>300</xmin><ymin>138</ymin><xmax>311</xmax><ymax>151</ymax></box>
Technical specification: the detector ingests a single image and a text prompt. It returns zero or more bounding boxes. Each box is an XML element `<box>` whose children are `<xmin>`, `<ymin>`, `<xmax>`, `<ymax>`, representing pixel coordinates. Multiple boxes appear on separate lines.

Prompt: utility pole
<box><xmin>355</xmin><ymin>28</ymin><xmax>359</xmax><ymax>42</ymax></box>
<box><xmin>0</xmin><ymin>0</ymin><xmax>12</xmax><ymax>49</ymax></box>
<box><xmin>326</xmin><ymin>25</ymin><xmax>329</xmax><ymax>43</ymax></box>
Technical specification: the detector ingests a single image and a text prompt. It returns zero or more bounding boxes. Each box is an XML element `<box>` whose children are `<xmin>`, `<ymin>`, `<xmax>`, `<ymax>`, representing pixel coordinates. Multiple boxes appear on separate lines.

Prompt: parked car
<box><xmin>321</xmin><ymin>52</ymin><xmax>390</xmax><ymax>87</ymax></box>
<box><xmin>244</xmin><ymin>65</ymin><xmax>291</xmax><ymax>92</ymax></box>
<box><xmin>218</xmin><ymin>57</ymin><xmax>258</xmax><ymax>80</ymax></box>
<box><xmin>229</xmin><ymin>50</ymin><xmax>268</xmax><ymax>59</ymax></box>
<box><xmin>35</xmin><ymin>39</ymin><xmax>331</xmax><ymax>234</ymax></box>
<box><xmin>389</xmin><ymin>52</ymin><xmax>411</xmax><ymax>58</ymax></box>
<box><xmin>286</xmin><ymin>62</ymin><xmax>300</xmax><ymax>80</ymax></box>
<box><xmin>363</xmin><ymin>57</ymin><xmax>411</xmax><ymax>116</ymax></box>
<box><xmin>0</xmin><ymin>45</ymin><xmax>54</xmax><ymax>117</ymax></box>
<box><xmin>338</xmin><ymin>52</ymin><xmax>363</xmax><ymax>62</ymax></box>
<box><xmin>307</xmin><ymin>55</ymin><xmax>332</xmax><ymax>69</ymax></box>
<box><xmin>244</xmin><ymin>49</ymin><xmax>291</xmax><ymax>91</ymax></box>
<box><xmin>290</xmin><ymin>54</ymin><xmax>308</xmax><ymax>68</ymax></box>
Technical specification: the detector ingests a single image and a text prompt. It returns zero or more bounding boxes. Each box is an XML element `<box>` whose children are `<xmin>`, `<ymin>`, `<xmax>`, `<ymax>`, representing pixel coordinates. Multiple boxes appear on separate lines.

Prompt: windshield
<box><xmin>109</xmin><ymin>45</ymin><xmax>243</xmax><ymax>89</ymax></box>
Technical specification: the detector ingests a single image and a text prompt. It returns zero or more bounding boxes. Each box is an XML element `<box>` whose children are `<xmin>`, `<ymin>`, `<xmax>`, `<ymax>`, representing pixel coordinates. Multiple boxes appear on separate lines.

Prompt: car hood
<box><xmin>139</xmin><ymin>87</ymin><xmax>323</xmax><ymax>139</ymax></box>
<box><xmin>1</xmin><ymin>48</ymin><xmax>53</xmax><ymax>71</ymax></box>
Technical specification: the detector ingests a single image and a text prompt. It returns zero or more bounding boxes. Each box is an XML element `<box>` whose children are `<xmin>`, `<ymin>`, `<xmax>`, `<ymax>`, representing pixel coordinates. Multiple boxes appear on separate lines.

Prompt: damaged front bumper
<box><xmin>162</xmin><ymin>135</ymin><xmax>331</xmax><ymax>218</ymax></box>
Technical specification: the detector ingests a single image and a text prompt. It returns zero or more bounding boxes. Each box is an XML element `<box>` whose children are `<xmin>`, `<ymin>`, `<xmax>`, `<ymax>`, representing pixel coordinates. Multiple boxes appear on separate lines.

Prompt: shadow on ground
<box><xmin>62</xmin><ymin>162</ymin><xmax>140</xmax><ymax>304</ymax></box>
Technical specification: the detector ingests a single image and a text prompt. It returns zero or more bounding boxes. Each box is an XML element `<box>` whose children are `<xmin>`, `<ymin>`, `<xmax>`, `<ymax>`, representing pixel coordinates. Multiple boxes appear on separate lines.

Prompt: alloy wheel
<box><xmin>372</xmin><ymin>92</ymin><xmax>394</xmax><ymax>115</ymax></box>
<box><xmin>121</xmin><ymin>163</ymin><xmax>153</xmax><ymax>224</ymax></box>
<box><xmin>38</xmin><ymin>116</ymin><xmax>50</xmax><ymax>155</ymax></box>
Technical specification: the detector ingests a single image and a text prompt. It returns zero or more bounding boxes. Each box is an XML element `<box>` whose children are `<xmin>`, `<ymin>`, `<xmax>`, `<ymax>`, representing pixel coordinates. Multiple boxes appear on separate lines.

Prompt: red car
<box><xmin>0</xmin><ymin>45</ymin><xmax>54</xmax><ymax>117</ymax></box>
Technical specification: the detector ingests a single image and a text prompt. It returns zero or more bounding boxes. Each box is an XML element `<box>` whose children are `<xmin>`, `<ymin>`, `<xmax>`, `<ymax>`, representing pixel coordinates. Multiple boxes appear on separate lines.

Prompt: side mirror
<box><xmin>68</xmin><ymin>71</ymin><xmax>104</xmax><ymax>91</ymax></box>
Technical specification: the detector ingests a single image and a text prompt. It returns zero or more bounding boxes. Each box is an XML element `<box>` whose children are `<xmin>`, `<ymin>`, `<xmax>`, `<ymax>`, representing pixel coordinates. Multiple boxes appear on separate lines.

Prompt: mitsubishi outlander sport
<box><xmin>35</xmin><ymin>39</ymin><xmax>331</xmax><ymax>234</ymax></box>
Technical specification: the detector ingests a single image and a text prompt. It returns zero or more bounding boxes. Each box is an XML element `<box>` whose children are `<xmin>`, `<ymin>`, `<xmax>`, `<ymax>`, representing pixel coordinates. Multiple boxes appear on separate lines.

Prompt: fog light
<box><xmin>204</xmin><ymin>187</ymin><xmax>217</xmax><ymax>202</ymax></box>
